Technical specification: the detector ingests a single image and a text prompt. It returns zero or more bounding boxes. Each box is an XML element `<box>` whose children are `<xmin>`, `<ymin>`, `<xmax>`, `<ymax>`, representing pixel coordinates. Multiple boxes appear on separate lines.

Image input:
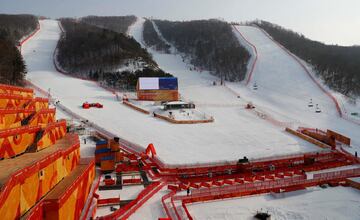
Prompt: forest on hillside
<box><xmin>254</xmin><ymin>20</ymin><xmax>360</xmax><ymax>97</ymax></box>
<box><xmin>81</xmin><ymin>15</ymin><xmax>136</xmax><ymax>34</ymax></box>
<box><xmin>0</xmin><ymin>14</ymin><xmax>38</xmax><ymax>85</ymax></box>
<box><xmin>143</xmin><ymin>19</ymin><xmax>171</xmax><ymax>53</ymax></box>
<box><xmin>57</xmin><ymin>18</ymin><xmax>171</xmax><ymax>89</ymax></box>
<box><xmin>152</xmin><ymin>19</ymin><xmax>250</xmax><ymax>81</ymax></box>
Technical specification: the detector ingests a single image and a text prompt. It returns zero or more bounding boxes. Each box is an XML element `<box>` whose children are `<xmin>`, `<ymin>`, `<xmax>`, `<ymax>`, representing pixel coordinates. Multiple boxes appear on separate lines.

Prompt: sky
<box><xmin>0</xmin><ymin>0</ymin><xmax>359</xmax><ymax>46</ymax></box>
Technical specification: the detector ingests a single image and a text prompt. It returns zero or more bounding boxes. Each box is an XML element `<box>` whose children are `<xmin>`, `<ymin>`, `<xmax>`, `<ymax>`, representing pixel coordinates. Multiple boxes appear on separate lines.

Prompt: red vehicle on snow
<box><xmin>82</xmin><ymin>102</ymin><xmax>103</xmax><ymax>109</ymax></box>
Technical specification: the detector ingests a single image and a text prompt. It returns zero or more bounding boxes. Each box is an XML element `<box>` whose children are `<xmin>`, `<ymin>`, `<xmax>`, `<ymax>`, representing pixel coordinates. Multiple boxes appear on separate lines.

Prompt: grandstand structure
<box><xmin>0</xmin><ymin>84</ymin><xmax>96</xmax><ymax>220</ymax></box>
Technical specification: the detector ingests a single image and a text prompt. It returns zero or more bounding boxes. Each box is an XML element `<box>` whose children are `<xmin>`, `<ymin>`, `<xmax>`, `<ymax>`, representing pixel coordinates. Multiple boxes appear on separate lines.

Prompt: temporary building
<box><xmin>136</xmin><ymin>77</ymin><xmax>179</xmax><ymax>101</ymax></box>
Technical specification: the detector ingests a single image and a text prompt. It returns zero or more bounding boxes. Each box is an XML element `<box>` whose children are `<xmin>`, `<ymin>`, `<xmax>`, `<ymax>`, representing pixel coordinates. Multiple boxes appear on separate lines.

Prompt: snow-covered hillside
<box><xmin>229</xmin><ymin>25</ymin><xmax>360</xmax><ymax>148</ymax></box>
<box><xmin>22</xmin><ymin>19</ymin><xmax>320</xmax><ymax>165</ymax></box>
<box><xmin>20</xmin><ymin>17</ymin><xmax>360</xmax><ymax>220</ymax></box>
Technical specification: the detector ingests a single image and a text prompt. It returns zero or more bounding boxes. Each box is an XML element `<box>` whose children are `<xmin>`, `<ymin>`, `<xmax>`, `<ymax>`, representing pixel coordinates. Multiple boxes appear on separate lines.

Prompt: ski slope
<box><xmin>230</xmin><ymin>25</ymin><xmax>360</xmax><ymax>147</ymax></box>
<box><xmin>187</xmin><ymin>186</ymin><xmax>360</xmax><ymax>220</ymax></box>
<box><xmin>22</xmin><ymin>19</ymin><xmax>320</xmax><ymax>165</ymax></box>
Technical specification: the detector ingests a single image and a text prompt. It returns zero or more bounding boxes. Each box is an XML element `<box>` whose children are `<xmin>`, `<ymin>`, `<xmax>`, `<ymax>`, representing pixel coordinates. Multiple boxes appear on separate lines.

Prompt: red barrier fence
<box><xmin>97</xmin><ymin>198</ymin><xmax>120</xmax><ymax>206</ymax></box>
<box><xmin>161</xmin><ymin>190</ymin><xmax>177</xmax><ymax>220</ymax></box>
<box><xmin>18</xmin><ymin>23</ymin><xmax>41</xmax><ymax>52</ymax></box>
<box><xmin>313</xmin><ymin>168</ymin><xmax>360</xmax><ymax>179</ymax></box>
<box><xmin>182</xmin><ymin>202</ymin><xmax>193</xmax><ymax>220</ymax></box>
<box><xmin>174</xmin><ymin>167</ymin><xmax>360</xmax><ymax>204</ymax></box>
<box><xmin>232</xmin><ymin>25</ymin><xmax>258</xmax><ymax>86</ymax></box>
<box><xmin>123</xmin><ymin>178</ymin><xmax>142</xmax><ymax>185</ymax></box>
<box><xmin>252</xmin><ymin>25</ymin><xmax>342</xmax><ymax>117</ymax></box>
<box><xmin>81</xmin><ymin>174</ymin><xmax>101</xmax><ymax>220</ymax></box>
<box><xmin>97</xmin><ymin>181</ymin><xmax>164</xmax><ymax>220</ymax></box>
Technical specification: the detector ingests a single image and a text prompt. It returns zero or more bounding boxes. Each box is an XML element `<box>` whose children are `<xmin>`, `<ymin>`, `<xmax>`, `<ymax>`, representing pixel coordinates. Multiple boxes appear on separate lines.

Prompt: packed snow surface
<box><xmin>20</xmin><ymin>17</ymin><xmax>360</xmax><ymax>220</ymax></box>
<box><xmin>230</xmin><ymin>25</ymin><xmax>360</xmax><ymax>147</ymax></box>
<box><xmin>22</xmin><ymin>19</ymin><xmax>320</xmax><ymax>165</ymax></box>
<box><xmin>188</xmin><ymin>186</ymin><xmax>360</xmax><ymax>220</ymax></box>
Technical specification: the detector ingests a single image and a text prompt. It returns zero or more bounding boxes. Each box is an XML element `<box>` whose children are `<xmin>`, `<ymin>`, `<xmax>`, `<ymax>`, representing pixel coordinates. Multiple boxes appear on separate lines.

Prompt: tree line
<box><xmin>254</xmin><ymin>20</ymin><xmax>360</xmax><ymax>97</ymax></box>
<box><xmin>0</xmin><ymin>14</ymin><xmax>38</xmax><ymax>85</ymax></box>
<box><xmin>152</xmin><ymin>19</ymin><xmax>250</xmax><ymax>81</ymax></box>
<box><xmin>57</xmin><ymin>18</ymin><xmax>171</xmax><ymax>90</ymax></box>
<box><xmin>143</xmin><ymin>19</ymin><xmax>171</xmax><ymax>53</ymax></box>
<box><xmin>80</xmin><ymin>15</ymin><xmax>136</xmax><ymax>34</ymax></box>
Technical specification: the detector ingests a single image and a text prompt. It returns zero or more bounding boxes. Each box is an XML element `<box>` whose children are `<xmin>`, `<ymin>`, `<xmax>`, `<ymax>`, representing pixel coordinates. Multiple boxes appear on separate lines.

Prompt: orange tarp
<box><xmin>42</xmin><ymin>159</ymin><xmax>95</xmax><ymax>220</ymax></box>
<box><xmin>0</xmin><ymin>134</ymin><xmax>80</xmax><ymax>218</ymax></box>
<box><xmin>0</xmin><ymin>125</ymin><xmax>41</xmax><ymax>159</ymax></box>
<box><xmin>0</xmin><ymin>84</ymin><xmax>33</xmax><ymax>98</ymax></box>
<box><xmin>0</xmin><ymin>94</ymin><xmax>32</xmax><ymax>109</ymax></box>
<box><xmin>0</xmin><ymin>109</ymin><xmax>34</xmax><ymax>129</ymax></box>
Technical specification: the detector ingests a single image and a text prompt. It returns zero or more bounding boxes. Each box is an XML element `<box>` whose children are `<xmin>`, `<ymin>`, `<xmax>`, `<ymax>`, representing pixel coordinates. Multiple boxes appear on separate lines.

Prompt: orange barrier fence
<box><xmin>28</xmin><ymin>108</ymin><xmax>56</xmax><ymax>127</ymax></box>
<box><xmin>285</xmin><ymin>127</ymin><xmax>331</xmax><ymax>149</ymax></box>
<box><xmin>25</xmin><ymin>97</ymin><xmax>49</xmax><ymax>111</ymax></box>
<box><xmin>327</xmin><ymin>129</ymin><xmax>351</xmax><ymax>145</ymax></box>
<box><xmin>0</xmin><ymin>94</ymin><xmax>32</xmax><ymax>109</ymax></box>
<box><xmin>296</xmin><ymin>127</ymin><xmax>351</xmax><ymax>148</ymax></box>
<box><xmin>122</xmin><ymin>101</ymin><xmax>150</xmax><ymax>114</ymax></box>
<box><xmin>0</xmin><ymin>84</ymin><xmax>34</xmax><ymax>98</ymax></box>
<box><xmin>0</xmin><ymin>133</ymin><xmax>80</xmax><ymax>219</ymax></box>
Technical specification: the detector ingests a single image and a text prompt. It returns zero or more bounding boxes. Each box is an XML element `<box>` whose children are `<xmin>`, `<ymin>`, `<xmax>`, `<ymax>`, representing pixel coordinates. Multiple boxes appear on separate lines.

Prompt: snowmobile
<box><xmin>82</xmin><ymin>102</ymin><xmax>103</xmax><ymax>109</ymax></box>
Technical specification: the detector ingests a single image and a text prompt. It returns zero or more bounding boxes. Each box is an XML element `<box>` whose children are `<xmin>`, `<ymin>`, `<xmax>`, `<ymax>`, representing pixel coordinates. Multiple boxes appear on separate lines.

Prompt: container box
<box><xmin>95</xmin><ymin>148</ymin><xmax>111</xmax><ymax>164</ymax></box>
<box><xmin>100</xmin><ymin>156</ymin><xmax>115</xmax><ymax>172</ymax></box>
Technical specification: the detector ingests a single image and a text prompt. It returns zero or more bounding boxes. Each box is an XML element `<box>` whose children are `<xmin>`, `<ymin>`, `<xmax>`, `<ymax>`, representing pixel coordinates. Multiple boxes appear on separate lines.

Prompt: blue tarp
<box><xmin>95</xmin><ymin>148</ymin><xmax>111</xmax><ymax>154</ymax></box>
<box><xmin>101</xmin><ymin>156</ymin><xmax>115</xmax><ymax>161</ymax></box>
<box><xmin>96</xmin><ymin>140</ymin><xmax>108</xmax><ymax>145</ymax></box>
<box><xmin>159</xmin><ymin>77</ymin><xmax>178</xmax><ymax>90</ymax></box>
